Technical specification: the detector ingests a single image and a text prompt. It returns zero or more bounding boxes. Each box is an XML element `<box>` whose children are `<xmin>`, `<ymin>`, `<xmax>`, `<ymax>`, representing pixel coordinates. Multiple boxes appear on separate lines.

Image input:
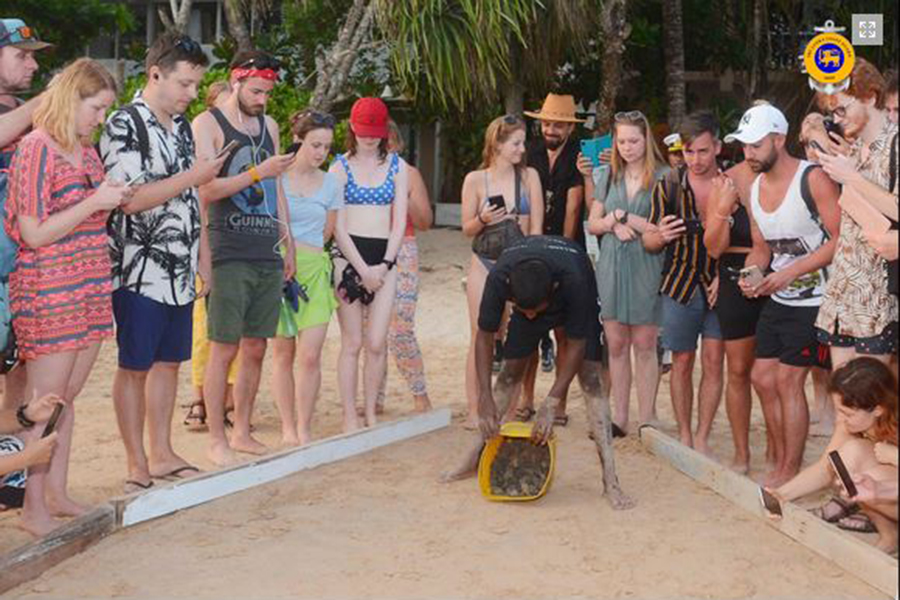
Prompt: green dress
<box><xmin>593</xmin><ymin>166</ymin><xmax>668</xmax><ymax>326</ymax></box>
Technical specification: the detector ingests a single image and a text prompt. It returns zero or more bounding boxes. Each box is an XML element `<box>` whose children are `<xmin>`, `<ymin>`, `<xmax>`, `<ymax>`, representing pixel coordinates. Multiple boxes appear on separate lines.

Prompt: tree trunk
<box><xmin>748</xmin><ymin>0</ymin><xmax>768</xmax><ymax>101</ymax></box>
<box><xmin>596</xmin><ymin>0</ymin><xmax>630</xmax><ymax>135</ymax></box>
<box><xmin>158</xmin><ymin>0</ymin><xmax>194</xmax><ymax>34</ymax></box>
<box><xmin>502</xmin><ymin>40</ymin><xmax>525</xmax><ymax>114</ymax></box>
<box><xmin>662</xmin><ymin>0</ymin><xmax>686</xmax><ymax>129</ymax></box>
<box><xmin>224</xmin><ymin>0</ymin><xmax>252</xmax><ymax>52</ymax></box>
<box><xmin>309</xmin><ymin>0</ymin><xmax>377</xmax><ymax>112</ymax></box>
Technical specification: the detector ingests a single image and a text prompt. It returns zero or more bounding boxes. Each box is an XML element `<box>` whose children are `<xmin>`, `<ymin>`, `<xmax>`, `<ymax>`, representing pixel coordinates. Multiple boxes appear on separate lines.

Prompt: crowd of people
<box><xmin>0</xmin><ymin>19</ymin><xmax>897</xmax><ymax>554</ymax></box>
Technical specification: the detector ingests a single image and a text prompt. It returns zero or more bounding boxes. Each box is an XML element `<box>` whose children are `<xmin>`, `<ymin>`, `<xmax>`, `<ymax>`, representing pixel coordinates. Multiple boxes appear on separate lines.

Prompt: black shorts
<box><xmin>504</xmin><ymin>266</ymin><xmax>604</xmax><ymax>363</ymax></box>
<box><xmin>716</xmin><ymin>254</ymin><xmax>766</xmax><ymax>341</ymax></box>
<box><xmin>755</xmin><ymin>301</ymin><xmax>828</xmax><ymax>367</ymax></box>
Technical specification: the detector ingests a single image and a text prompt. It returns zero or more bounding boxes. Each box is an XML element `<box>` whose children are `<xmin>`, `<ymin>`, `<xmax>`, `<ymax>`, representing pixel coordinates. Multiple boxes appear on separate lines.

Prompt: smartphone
<box><xmin>41</xmin><ymin>403</ymin><xmax>64</xmax><ymax>438</ymax></box>
<box><xmin>286</xmin><ymin>142</ymin><xmax>301</xmax><ymax>157</ymax></box>
<box><xmin>823</xmin><ymin>116</ymin><xmax>844</xmax><ymax>139</ymax></box>
<box><xmin>740</xmin><ymin>265</ymin><xmax>764</xmax><ymax>288</ymax></box>
<box><xmin>828</xmin><ymin>450</ymin><xmax>858</xmax><ymax>498</ymax></box>
<box><xmin>808</xmin><ymin>139</ymin><xmax>831</xmax><ymax>157</ymax></box>
<box><xmin>759</xmin><ymin>486</ymin><xmax>783</xmax><ymax>518</ymax></box>
<box><xmin>216</xmin><ymin>139</ymin><xmax>239</xmax><ymax>160</ymax></box>
<box><xmin>123</xmin><ymin>171</ymin><xmax>147</xmax><ymax>186</ymax></box>
<box><xmin>683</xmin><ymin>219</ymin><xmax>704</xmax><ymax>235</ymax></box>
<box><xmin>487</xmin><ymin>194</ymin><xmax>506</xmax><ymax>213</ymax></box>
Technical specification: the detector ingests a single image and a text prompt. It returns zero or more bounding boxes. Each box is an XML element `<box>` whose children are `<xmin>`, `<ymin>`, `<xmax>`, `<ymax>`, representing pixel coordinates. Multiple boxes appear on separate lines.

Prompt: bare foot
<box><xmin>148</xmin><ymin>455</ymin><xmax>195</xmax><ymax>479</ymax></box>
<box><xmin>297</xmin><ymin>427</ymin><xmax>313</xmax><ymax>446</ymax></box>
<box><xmin>439</xmin><ymin>447</ymin><xmax>481</xmax><ymax>483</ymax></box>
<box><xmin>208</xmin><ymin>442</ymin><xmax>238</xmax><ymax>467</ymax></box>
<box><xmin>279</xmin><ymin>435</ymin><xmax>301</xmax><ymax>449</ymax></box>
<box><xmin>462</xmin><ymin>418</ymin><xmax>479</xmax><ymax>431</ymax></box>
<box><xmin>230</xmin><ymin>434</ymin><xmax>268</xmax><ymax>456</ymax></box>
<box><xmin>875</xmin><ymin>533</ymin><xmax>898</xmax><ymax>554</ymax></box>
<box><xmin>729</xmin><ymin>460</ymin><xmax>750</xmax><ymax>476</ymax></box>
<box><xmin>761</xmin><ymin>469</ymin><xmax>795</xmax><ymax>489</ymax></box>
<box><xmin>46</xmin><ymin>496</ymin><xmax>89</xmax><ymax>518</ymax></box>
<box><xmin>679</xmin><ymin>432</ymin><xmax>694</xmax><ymax>448</ymax></box>
<box><xmin>694</xmin><ymin>440</ymin><xmax>715</xmax><ymax>459</ymax></box>
<box><xmin>606</xmin><ymin>486</ymin><xmax>637</xmax><ymax>511</ymax></box>
<box><xmin>18</xmin><ymin>514</ymin><xmax>60</xmax><ymax>537</ymax></box>
<box><xmin>413</xmin><ymin>395</ymin><xmax>433</xmax><ymax>413</ymax></box>
<box><xmin>343</xmin><ymin>416</ymin><xmax>362</xmax><ymax>434</ymax></box>
<box><xmin>364</xmin><ymin>410</ymin><xmax>377</xmax><ymax>428</ymax></box>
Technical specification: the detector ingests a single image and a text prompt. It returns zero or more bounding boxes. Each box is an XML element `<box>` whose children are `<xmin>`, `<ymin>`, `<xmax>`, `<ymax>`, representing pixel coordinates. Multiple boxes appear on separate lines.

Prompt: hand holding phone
<box><xmin>759</xmin><ymin>486</ymin><xmax>783</xmax><ymax>519</ymax></box>
<box><xmin>828</xmin><ymin>450</ymin><xmax>858</xmax><ymax>498</ymax></box>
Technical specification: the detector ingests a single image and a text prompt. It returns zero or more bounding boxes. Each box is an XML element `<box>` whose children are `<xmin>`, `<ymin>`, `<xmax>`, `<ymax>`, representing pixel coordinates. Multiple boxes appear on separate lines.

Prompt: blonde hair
<box><xmin>33</xmin><ymin>58</ymin><xmax>117</xmax><ymax>152</ymax></box>
<box><xmin>610</xmin><ymin>113</ymin><xmax>665</xmax><ymax>190</ymax></box>
<box><xmin>205</xmin><ymin>80</ymin><xmax>231</xmax><ymax>109</ymax></box>
<box><xmin>479</xmin><ymin>115</ymin><xmax>527</xmax><ymax>169</ymax></box>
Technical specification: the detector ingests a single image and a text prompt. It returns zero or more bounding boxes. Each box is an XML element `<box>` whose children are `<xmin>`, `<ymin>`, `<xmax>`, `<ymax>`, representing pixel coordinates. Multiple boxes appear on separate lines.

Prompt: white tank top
<box><xmin>750</xmin><ymin>160</ymin><xmax>828</xmax><ymax>307</ymax></box>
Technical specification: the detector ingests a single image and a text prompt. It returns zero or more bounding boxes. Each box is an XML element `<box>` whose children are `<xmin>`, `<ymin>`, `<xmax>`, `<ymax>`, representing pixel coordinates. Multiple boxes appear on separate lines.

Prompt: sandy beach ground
<box><xmin>0</xmin><ymin>229</ymin><xmax>888</xmax><ymax>598</ymax></box>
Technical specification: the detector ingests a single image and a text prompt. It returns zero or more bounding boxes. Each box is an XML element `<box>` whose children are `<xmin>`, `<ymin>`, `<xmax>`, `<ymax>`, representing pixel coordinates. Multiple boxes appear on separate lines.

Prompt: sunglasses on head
<box><xmin>614</xmin><ymin>110</ymin><xmax>646</xmax><ymax>122</ymax></box>
<box><xmin>501</xmin><ymin>114</ymin><xmax>524</xmax><ymax>126</ymax></box>
<box><xmin>235</xmin><ymin>55</ymin><xmax>281</xmax><ymax>72</ymax></box>
<box><xmin>299</xmin><ymin>109</ymin><xmax>336</xmax><ymax>128</ymax></box>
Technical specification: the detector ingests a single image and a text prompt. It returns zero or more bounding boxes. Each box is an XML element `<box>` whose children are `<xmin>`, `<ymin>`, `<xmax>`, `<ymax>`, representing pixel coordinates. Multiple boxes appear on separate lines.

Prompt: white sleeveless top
<box><xmin>750</xmin><ymin>160</ymin><xmax>828</xmax><ymax>307</ymax></box>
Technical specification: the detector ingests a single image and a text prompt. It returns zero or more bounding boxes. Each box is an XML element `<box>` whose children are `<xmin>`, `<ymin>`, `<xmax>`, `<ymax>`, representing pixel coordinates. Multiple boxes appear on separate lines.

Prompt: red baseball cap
<box><xmin>350</xmin><ymin>97</ymin><xmax>390</xmax><ymax>139</ymax></box>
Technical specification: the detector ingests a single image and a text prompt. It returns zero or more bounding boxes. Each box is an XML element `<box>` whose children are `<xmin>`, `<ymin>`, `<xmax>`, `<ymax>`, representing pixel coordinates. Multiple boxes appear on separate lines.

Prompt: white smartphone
<box><xmin>740</xmin><ymin>265</ymin><xmax>764</xmax><ymax>288</ymax></box>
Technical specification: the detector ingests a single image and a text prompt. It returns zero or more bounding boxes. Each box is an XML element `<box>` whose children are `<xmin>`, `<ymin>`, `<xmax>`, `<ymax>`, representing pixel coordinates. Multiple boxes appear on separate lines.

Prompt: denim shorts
<box><xmin>661</xmin><ymin>289</ymin><xmax>722</xmax><ymax>353</ymax></box>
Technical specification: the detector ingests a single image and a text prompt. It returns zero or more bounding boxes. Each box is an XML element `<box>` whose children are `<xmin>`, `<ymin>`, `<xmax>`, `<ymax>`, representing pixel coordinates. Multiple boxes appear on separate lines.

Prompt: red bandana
<box><xmin>231</xmin><ymin>68</ymin><xmax>278</xmax><ymax>82</ymax></box>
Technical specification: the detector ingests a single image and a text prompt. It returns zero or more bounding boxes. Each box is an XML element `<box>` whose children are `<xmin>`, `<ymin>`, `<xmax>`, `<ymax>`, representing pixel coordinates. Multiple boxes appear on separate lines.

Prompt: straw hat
<box><xmin>524</xmin><ymin>94</ymin><xmax>586</xmax><ymax>123</ymax></box>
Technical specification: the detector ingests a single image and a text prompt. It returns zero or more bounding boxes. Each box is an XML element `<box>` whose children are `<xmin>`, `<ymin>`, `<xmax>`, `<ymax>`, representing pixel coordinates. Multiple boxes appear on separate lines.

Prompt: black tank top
<box><xmin>207</xmin><ymin>108</ymin><xmax>281</xmax><ymax>266</ymax></box>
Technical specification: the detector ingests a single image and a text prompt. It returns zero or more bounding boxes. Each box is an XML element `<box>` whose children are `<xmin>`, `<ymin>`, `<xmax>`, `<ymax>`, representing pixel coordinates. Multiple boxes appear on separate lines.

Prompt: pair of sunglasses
<box><xmin>614</xmin><ymin>110</ymin><xmax>646</xmax><ymax>122</ymax></box>
<box><xmin>235</xmin><ymin>55</ymin><xmax>282</xmax><ymax>72</ymax></box>
<box><xmin>297</xmin><ymin>110</ymin><xmax>336</xmax><ymax>128</ymax></box>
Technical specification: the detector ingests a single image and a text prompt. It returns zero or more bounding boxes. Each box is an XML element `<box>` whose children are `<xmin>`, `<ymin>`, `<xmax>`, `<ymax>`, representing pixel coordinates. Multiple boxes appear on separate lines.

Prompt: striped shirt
<box><xmin>648</xmin><ymin>167</ymin><xmax>717</xmax><ymax>304</ymax></box>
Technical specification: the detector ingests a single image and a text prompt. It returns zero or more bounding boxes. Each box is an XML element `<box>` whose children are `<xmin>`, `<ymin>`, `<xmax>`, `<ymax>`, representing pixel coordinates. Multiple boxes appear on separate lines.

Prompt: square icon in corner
<box><xmin>852</xmin><ymin>14</ymin><xmax>883</xmax><ymax>46</ymax></box>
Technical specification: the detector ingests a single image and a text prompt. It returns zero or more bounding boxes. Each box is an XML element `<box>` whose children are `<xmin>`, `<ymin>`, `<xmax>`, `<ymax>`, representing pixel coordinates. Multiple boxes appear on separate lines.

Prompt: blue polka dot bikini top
<box><xmin>336</xmin><ymin>153</ymin><xmax>400</xmax><ymax>206</ymax></box>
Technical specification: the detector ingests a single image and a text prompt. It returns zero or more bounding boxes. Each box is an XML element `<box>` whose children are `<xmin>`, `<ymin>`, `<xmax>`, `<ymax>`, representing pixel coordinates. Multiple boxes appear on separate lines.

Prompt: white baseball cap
<box><xmin>724</xmin><ymin>105</ymin><xmax>789</xmax><ymax>144</ymax></box>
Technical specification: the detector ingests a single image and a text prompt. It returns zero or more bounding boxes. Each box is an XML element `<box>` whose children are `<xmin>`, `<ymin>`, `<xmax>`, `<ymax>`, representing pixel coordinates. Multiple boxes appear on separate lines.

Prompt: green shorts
<box><xmin>208</xmin><ymin>261</ymin><xmax>282</xmax><ymax>344</ymax></box>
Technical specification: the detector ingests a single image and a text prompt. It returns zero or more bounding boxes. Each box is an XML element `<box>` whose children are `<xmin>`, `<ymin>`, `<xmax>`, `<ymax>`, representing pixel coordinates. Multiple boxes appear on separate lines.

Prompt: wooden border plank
<box><xmin>114</xmin><ymin>407</ymin><xmax>452</xmax><ymax>527</ymax></box>
<box><xmin>0</xmin><ymin>505</ymin><xmax>116</xmax><ymax>596</ymax></box>
<box><xmin>638</xmin><ymin>425</ymin><xmax>898</xmax><ymax>597</ymax></box>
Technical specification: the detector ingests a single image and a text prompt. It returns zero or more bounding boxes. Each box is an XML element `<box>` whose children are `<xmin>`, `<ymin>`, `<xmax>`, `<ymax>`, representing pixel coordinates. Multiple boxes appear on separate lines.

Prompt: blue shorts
<box><xmin>661</xmin><ymin>290</ymin><xmax>722</xmax><ymax>353</ymax></box>
<box><xmin>113</xmin><ymin>289</ymin><xmax>193</xmax><ymax>371</ymax></box>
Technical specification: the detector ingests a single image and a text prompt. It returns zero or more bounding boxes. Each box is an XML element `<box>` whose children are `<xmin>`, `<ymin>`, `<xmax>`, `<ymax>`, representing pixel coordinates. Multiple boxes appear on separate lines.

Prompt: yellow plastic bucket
<box><xmin>478</xmin><ymin>421</ymin><xmax>556</xmax><ymax>502</ymax></box>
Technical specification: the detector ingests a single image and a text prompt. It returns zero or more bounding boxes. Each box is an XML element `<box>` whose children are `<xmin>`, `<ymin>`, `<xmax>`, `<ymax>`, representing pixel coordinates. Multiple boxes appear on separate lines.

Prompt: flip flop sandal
<box><xmin>836</xmin><ymin>513</ymin><xmax>877</xmax><ymax>534</ymax></box>
<box><xmin>515</xmin><ymin>407</ymin><xmax>537</xmax><ymax>422</ymax></box>
<box><xmin>553</xmin><ymin>414</ymin><xmax>570</xmax><ymax>427</ymax></box>
<box><xmin>123</xmin><ymin>480</ymin><xmax>154</xmax><ymax>495</ymax></box>
<box><xmin>183</xmin><ymin>401</ymin><xmax>207</xmax><ymax>432</ymax></box>
<box><xmin>155</xmin><ymin>466</ymin><xmax>201</xmax><ymax>482</ymax></box>
<box><xmin>223</xmin><ymin>408</ymin><xmax>249</xmax><ymax>430</ymax></box>
<box><xmin>809</xmin><ymin>497</ymin><xmax>858</xmax><ymax>523</ymax></box>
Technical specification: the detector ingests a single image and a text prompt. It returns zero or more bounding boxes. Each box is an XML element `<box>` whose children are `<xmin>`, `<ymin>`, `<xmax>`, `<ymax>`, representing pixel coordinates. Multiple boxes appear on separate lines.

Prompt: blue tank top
<box><xmin>337</xmin><ymin>153</ymin><xmax>399</xmax><ymax>206</ymax></box>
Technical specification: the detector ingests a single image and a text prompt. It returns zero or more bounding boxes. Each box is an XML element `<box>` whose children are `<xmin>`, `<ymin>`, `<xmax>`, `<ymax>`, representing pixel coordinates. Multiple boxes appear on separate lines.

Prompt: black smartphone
<box><xmin>683</xmin><ymin>219</ymin><xmax>704</xmax><ymax>235</ymax></box>
<box><xmin>41</xmin><ymin>403</ymin><xmax>64</xmax><ymax>438</ymax></box>
<box><xmin>823</xmin><ymin>116</ymin><xmax>844</xmax><ymax>139</ymax></box>
<box><xmin>487</xmin><ymin>195</ymin><xmax>506</xmax><ymax>213</ymax></box>
<box><xmin>828</xmin><ymin>450</ymin><xmax>858</xmax><ymax>498</ymax></box>
<box><xmin>759</xmin><ymin>486</ymin><xmax>783</xmax><ymax>518</ymax></box>
<box><xmin>286</xmin><ymin>142</ymin><xmax>301</xmax><ymax>157</ymax></box>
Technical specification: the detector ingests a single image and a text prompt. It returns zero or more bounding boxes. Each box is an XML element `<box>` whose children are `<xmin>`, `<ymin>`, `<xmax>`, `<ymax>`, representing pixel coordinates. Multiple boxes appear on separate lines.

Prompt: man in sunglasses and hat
<box><xmin>512</xmin><ymin>94</ymin><xmax>589</xmax><ymax>426</ymax></box>
<box><xmin>0</xmin><ymin>19</ymin><xmax>52</xmax><ymax>414</ymax></box>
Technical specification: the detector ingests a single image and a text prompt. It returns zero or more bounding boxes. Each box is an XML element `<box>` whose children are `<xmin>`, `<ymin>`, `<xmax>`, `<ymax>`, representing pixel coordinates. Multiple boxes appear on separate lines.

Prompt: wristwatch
<box><xmin>618</xmin><ymin>210</ymin><xmax>629</xmax><ymax>225</ymax></box>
